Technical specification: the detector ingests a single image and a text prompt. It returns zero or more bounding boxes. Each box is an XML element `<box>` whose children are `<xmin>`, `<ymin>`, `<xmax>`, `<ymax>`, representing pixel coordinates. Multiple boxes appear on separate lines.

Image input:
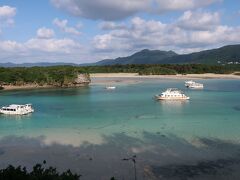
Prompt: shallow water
<box><xmin>0</xmin><ymin>78</ymin><xmax>239</xmax><ymax>179</ymax></box>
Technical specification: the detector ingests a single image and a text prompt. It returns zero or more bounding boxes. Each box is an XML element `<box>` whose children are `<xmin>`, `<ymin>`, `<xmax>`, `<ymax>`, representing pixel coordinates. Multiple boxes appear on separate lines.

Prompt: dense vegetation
<box><xmin>0</xmin><ymin>66</ymin><xmax>88</xmax><ymax>86</ymax></box>
<box><xmin>81</xmin><ymin>64</ymin><xmax>240</xmax><ymax>75</ymax></box>
<box><xmin>0</xmin><ymin>64</ymin><xmax>239</xmax><ymax>87</ymax></box>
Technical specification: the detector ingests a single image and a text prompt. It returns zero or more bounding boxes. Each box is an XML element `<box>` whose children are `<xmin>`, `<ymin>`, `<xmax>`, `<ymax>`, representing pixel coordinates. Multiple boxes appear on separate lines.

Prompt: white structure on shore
<box><xmin>185</xmin><ymin>80</ymin><xmax>204</xmax><ymax>89</ymax></box>
<box><xmin>0</xmin><ymin>104</ymin><xmax>34</xmax><ymax>115</ymax></box>
<box><xmin>155</xmin><ymin>88</ymin><xmax>190</xmax><ymax>100</ymax></box>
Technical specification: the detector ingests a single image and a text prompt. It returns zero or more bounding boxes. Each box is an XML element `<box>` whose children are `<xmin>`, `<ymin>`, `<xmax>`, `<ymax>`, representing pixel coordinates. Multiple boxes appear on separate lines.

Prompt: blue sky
<box><xmin>0</xmin><ymin>0</ymin><xmax>240</xmax><ymax>63</ymax></box>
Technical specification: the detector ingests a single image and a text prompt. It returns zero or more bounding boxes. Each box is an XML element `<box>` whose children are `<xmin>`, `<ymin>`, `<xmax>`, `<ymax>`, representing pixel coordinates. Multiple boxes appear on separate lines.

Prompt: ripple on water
<box><xmin>233</xmin><ymin>106</ymin><xmax>240</xmax><ymax>111</ymax></box>
<box><xmin>0</xmin><ymin>149</ymin><xmax>4</xmax><ymax>156</ymax></box>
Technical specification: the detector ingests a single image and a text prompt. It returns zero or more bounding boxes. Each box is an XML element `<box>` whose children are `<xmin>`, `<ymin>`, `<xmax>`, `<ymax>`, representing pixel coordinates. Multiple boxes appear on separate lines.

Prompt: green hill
<box><xmin>94</xmin><ymin>44</ymin><xmax>240</xmax><ymax>65</ymax></box>
<box><xmin>95</xmin><ymin>49</ymin><xmax>177</xmax><ymax>65</ymax></box>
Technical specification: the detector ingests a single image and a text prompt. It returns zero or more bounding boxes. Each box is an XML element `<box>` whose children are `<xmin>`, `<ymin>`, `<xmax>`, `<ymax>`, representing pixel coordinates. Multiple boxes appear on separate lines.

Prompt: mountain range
<box><xmin>0</xmin><ymin>62</ymin><xmax>78</xmax><ymax>67</ymax></box>
<box><xmin>93</xmin><ymin>44</ymin><xmax>240</xmax><ymax>65</ymax></box>
<box><xmin>0</xmin><ymin>44</ymin><xmax>240</xmax><ymax>67</ymax></box>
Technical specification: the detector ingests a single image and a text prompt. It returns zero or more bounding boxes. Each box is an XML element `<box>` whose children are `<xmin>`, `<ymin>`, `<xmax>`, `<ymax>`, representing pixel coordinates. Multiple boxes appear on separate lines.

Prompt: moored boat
<box><xmin>185</xmin><ymin>80</ymin><xmax>195</xmax><ymax>87</ymax></box>
<box><xmin>188</xmin><ymin>82</ymin><xmax>204</xmax><ymax>89</ymax></box>
<box><xmin>105</xmin><ymin>86</ymin><xmax>116</xmax><ymax>90</ymax></box>
<box><xmin>155</xmin><ymin>88</ymin><xmax>190</xmax><ymax>100</ymax></box>
<box><xmin>0</xmin><ymin>104</ymin><xmax>34</xmax><ymax>115</ymax></box>
<box><xmin>185</xmin><ymin>80</ymin><xmax>204</xmax><ymax>89</ymax></box>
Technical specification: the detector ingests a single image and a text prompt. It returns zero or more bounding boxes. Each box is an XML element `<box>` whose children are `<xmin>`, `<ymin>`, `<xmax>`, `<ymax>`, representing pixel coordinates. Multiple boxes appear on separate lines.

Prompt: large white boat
<box><xmin>155</xmin><ymin>88</ymin><xmax>190</xmax><ymax>100</ymax></box>
<box><xmin>185</xmin><ymin>80</ymin><xmax>204</xmax><ymax>89</ymax></box>
<box><xmin>0</xmin><ymin>104</ymin><xmax>34</xmax><ymax>115</ymax></box>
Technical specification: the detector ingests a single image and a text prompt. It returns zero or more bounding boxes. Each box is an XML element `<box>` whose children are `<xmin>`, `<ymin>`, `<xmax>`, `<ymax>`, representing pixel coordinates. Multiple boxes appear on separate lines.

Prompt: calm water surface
<box><xmin>0</xmin><ymin>78</ymin><xmax>240</xmax><ymax>179</ymax></box>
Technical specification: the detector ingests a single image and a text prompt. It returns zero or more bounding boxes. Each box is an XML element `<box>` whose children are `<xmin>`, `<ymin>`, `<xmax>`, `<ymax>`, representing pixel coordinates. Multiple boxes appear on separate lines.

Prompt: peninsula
<box><xmin>0</xmin><ymin>66</ymin><xmax>90</xmax><ymax>90</ymax></box>
<box><xmin>0</xmin><ymin>64</ymin><xmax>239</xmax><ymax>90</ymax></box>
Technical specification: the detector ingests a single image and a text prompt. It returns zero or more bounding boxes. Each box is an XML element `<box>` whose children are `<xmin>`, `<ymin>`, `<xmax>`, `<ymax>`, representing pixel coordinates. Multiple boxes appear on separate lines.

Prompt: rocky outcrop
<box><xmin>58</xmin><ymin>73</ymin><xmax>91</xmax><ymax>87</ymax></box>
<box><xmin>73</xmin><ymin>73</ymin><xmax>91</xmax><ymax>86</ymax></box>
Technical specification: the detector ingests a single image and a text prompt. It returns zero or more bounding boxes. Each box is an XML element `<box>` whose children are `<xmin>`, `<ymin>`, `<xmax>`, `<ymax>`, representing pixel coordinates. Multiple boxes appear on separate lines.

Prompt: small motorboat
<box><xmin>105</xmin><ymin>86</ymin><xmax>116</xmax><ymax>90</ymax></box>
<box><xmin>185</xmin><ymin>80</ymin><xmax>204</xmax><ymax>89</ymax></box>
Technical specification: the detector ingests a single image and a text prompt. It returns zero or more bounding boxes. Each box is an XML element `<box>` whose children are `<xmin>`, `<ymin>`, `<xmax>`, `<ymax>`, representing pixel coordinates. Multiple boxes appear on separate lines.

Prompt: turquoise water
<box><xmin>0</xmin><ymin>78</ymin><xmax>239</xmax><ymax>145</ymax></box>
<box><xmin>0</xmin><ymin>78</ymin><xmax>240</xmax><ymax>179</ymax></box>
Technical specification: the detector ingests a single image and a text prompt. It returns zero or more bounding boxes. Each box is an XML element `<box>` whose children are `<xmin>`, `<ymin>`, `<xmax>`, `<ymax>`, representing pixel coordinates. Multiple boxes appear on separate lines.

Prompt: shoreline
<box><xmin>1</xmin><ymin>84</ymin><xmax>88</xmax><ymax>91</ymax></box>
<box><xmin>90</xmin><ymin>73</ymin><xmax>240</xmax><ymax>79</ymax></box>
<box><xmin>1</xmin><ymin>84</ymin><xmax>58</xmax><ymax>91</ymax></box>
<box><xmin>1</xmin><ymin>73</ymin><xmax>239</xmax><ymax>91</ymax></box>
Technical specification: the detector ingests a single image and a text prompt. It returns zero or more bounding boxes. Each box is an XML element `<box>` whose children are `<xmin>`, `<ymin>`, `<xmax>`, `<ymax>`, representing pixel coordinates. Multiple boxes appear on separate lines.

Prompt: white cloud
<box><xmin>0</xmin><ymin>27</ymin><xmax>83</xmax><ymax>63</ymax></box>
<box><xmin>93</xmin><ymin>12</ymin><xmax>240</xmax><ymax>54</ymax></box>
<box><xmin>153</xmin><ymin>0</ymin><xmax>220</xmax><ymax>12</ymax></box>
<box><xmin>0</xmin><ymin>40</ymin><xmax>23</xmax><ymax>52</ymax></box>
<box><xmin>53</xmin><ymin>18</ymin><xmax>81</xmax><ymax>35</ymax></box>
<box><xmin>37</xmin><ymin>27</ymin><xmax>55</xmax><ymax>39</ymax></box>
<box><xmin>0</xmin><ymin>38</ymin><xmax>81</xmax><ymax>53</ymax></box>
<box><xmin>0</xmin><ymin>38</ymin><xmax>84</xmax><ymax>63</ymax></box>
<box><xmin>50</xmin><ymin>0</ymin><xmax>220</xmax><ymax>20</ymax></box>
<box><xmin>0</xmin><ymin>5</ymin><xmax>16</xmax><ymax>19</ymax></box>
<box><xmin>0</xmin><ymin>26</ymin><xmax>80</xmax><ymax>53</ymax></box>
<box><xmin>25</xmin><ymin>38</ymin><xmax>81</xmax><ymax>53</ymax></box>
<box><xmin>99</xmin><ymin>21</ymin><xmax>127</xmax><ymax>30</ymax></box>
<box><xmin>177</xmin><ymin>10</ymin><xmax>220</xmax><ymax>30</ymax></box>
<box><xmin>0</xmin><ymin>5</ymin><xmax>16</xmax><ymax>33</ymax></box>
<box><xmin>0</xmin><ymin>5</ymin><xmax>239</xmax><ymax>64</ymax></box>
<box><xmin>51</xmin><ymin>0</ymin><xmax>149</xmax><ymax>20</ymax></box>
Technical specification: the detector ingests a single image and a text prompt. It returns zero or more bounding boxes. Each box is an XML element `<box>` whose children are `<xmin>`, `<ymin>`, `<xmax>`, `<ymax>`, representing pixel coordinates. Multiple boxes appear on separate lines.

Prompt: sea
<box><xmin>0</xmin><ymin>78</ymin><xmax>240</xmax><ymax>180</ymax></box>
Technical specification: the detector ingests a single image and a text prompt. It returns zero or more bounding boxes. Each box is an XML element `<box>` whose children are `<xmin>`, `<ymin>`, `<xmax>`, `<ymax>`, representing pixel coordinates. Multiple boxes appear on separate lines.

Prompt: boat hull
<box><xmin>188</xmin><ymin>86</ymin><xmax>204</xmax><ymax>89</ymax></box>
<box><xmin>155</xmin><ymin>95</ymin><xmax>190</xmax><ymax>100</ymax></box>
<box><xmin>106</xmin><ymin>87</ymin><xmax>116</xmax><ymax>90</ymax></box>
<box><xmin>0</xmin><ymin>110</ymin><xmax>34</xmax><ymax>115</ymax></box>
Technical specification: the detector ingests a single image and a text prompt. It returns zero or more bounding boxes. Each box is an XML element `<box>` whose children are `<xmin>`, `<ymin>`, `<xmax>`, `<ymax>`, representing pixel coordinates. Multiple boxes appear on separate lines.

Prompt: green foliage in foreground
<box><xmin>0</xmin><ymin>66</ymin><xmax>88</xmax><ymax>86</ymax></box>
<box><xmin>0</xmin><ymin>163</ymin><xmax>81</xmax><ymax>180</ymax></box>
<box><xmin>0</xmin><ymin>163</ymin><xmax>119</xmax><ymax>180</ymax></box>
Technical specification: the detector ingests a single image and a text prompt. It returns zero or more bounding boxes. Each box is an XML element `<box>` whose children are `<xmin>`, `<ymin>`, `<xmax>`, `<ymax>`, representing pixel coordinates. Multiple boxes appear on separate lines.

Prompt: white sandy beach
<box><xmin>90</xmin><ymin>73</ymin><xmax>240</xmax><ymax>85</ymax></box>
<box><xmin>91</xmin><ymin>73</ymin><xmax>240</xmax><ymax>79</ymax></box>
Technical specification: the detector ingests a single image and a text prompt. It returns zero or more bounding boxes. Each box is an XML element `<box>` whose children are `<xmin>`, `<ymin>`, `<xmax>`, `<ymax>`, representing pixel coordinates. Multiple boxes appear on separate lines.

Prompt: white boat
<box><xmin>185</xmin><ymin>80</ymin><xmax>204</xmax><ymax>89</ymax></box>
<box><xmin>188</xmin><ymin>82</ymin><xmax>204</xmax><ymax>89</ymax></box>
<box><xmin>155</xmin><ymin>88</ymin><xmax>190</xmax><ymax>100</ymax></box>
<box><xmin>185</xmin><ymin>80</ymin><xmax>195</xmax><ymax>87</ymax></box>
<box><xmin>0</xmin><ymin>104</ymin><xmax>34</xmax><ymax>115</ymax></box>
<box><xmin>105</xmin><ymin>86</ymin><xmax>116</xmax><ymax>90</ymax></box>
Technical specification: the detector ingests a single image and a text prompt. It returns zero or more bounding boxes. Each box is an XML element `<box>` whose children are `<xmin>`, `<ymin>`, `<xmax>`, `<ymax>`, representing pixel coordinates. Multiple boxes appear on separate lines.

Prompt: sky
<box><xmin>0</xmin><ymin>0</ymin><xmax>240</xmax><ymax>63</ymax></box>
